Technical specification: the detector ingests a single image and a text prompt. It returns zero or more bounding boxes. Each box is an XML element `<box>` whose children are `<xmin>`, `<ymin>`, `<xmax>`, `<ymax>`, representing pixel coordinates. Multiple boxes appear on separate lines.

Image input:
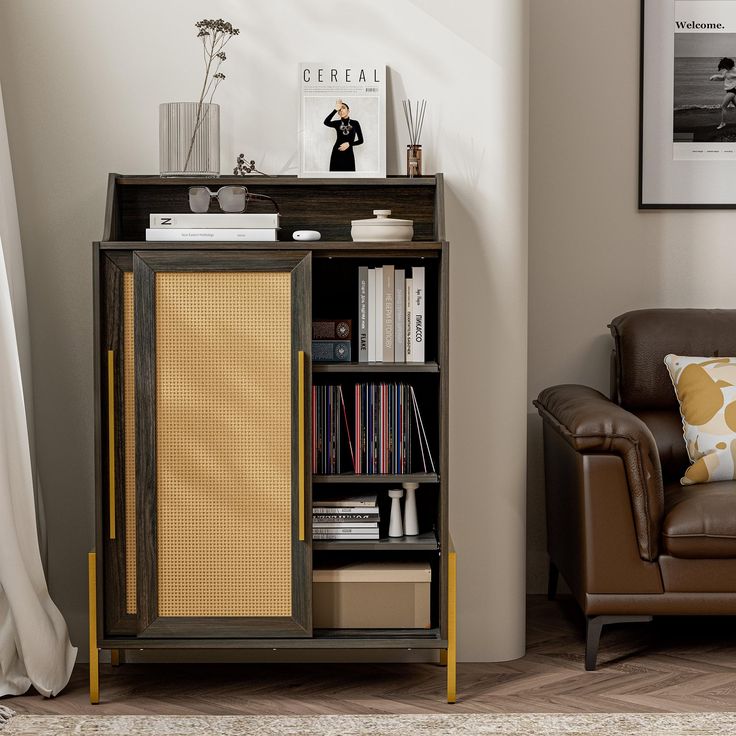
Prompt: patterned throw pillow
<box><xmin>664</xmin><ymin>354</ymin><xmax>736</xmax><ymax>485</ymax></box>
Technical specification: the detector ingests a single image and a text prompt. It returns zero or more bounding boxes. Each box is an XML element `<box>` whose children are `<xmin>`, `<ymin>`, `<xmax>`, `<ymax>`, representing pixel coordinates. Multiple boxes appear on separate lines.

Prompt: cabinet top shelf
<box><xmin>115</xmin><ymin>174</ymin><xmax>441</xmax><ymax>187</ymax></box>
<box><xmin>102</xmin><ymin>173</ymin><xmax>446</xmax><ymax>243</ymax></box>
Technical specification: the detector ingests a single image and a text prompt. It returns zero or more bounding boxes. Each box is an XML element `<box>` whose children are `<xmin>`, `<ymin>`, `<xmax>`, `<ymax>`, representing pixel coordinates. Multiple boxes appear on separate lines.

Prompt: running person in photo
<box><xmin>324</xmin><ymin>99</ymin><xmax>364</xmax><ymax>172</ymax></box>
<box><xmin>709</xmin><ymin>57</ymin><xmax>736</xmax><ymax>129</ymax></box>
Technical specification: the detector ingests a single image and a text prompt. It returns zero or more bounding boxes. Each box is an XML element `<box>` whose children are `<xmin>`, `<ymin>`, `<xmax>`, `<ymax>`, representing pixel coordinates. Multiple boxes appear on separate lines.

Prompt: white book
<box><xmin>313</xmin><ymin>532</ymin><xmax>380</xmax><ymax>539</ymax></box>
<box><xmin>314</xmin><ymin>495</ymin><xmax>378</xmax><ymax>508</ymax></box>
<box><xmin>146</xmin><ymin>228</ymin><xmax>278</xmax><ymax>242</ymax></box>
<box><xmin>312</xmin><ymin>522</ymin><xmax>379</xmax><ymax>529</ymax></box>
<box><xmin>405</xmin><ymin>277</ymin><xmax>413</xmax><ymax>361</ymax></box>
<box><xmin>150</xmin><ymin>213</ymin><xmax>280</xmax><ymax>228</ymax></box>
<box><xmin>394</xmin><ymin>269</ymin><xmax>405</xmax><ymax>363</ymax></box>
<box><xmin>374</xmin><ymin>267</ymin><xmax>383</xmax><ymax>363</ymax></box>
<box><xmin>410</xmin><ymin>267</ymin><xmax>425</xmax><ymax>363</ymax></box>
<box><xmin>382</xmin><ymin>265</ymin><xmax>394</xmax><ymax>362</ymax></box>
<box><xmin>367</xmin><ymin>269</ymin><xmax>376</xmax><ymax>362</ymax></box>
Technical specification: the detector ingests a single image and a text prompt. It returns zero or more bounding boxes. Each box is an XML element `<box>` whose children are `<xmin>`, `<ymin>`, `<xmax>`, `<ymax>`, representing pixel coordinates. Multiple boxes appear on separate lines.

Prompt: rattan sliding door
<box><xmin>133</xmin><ymin>251</ymin><xmax>311</xmax><ymax>638</ymax></box>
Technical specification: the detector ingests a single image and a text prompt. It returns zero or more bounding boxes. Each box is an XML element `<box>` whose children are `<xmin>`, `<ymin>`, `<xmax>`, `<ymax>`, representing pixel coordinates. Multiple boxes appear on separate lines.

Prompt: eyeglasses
<box><xmin>188</xmin><ymin>186</ymin><xmax>280</xmax><ymax>214</ymax></box>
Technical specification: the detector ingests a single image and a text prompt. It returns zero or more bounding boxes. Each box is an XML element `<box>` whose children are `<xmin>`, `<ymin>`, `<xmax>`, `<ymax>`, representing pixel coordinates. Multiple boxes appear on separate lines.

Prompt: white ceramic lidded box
<box><xmin>313</xmin><ymin>561</ymin><xmax>431</xmax><ymax>628</ymax></box>
<box><xmin>351</xmin><ymin>210</ymin><xmax>414</xmax><ymax>242</ymax></box>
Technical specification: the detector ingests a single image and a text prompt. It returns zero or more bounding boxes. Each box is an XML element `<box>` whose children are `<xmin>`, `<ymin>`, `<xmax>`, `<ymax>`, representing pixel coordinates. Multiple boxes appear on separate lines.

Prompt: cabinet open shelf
<box><xmin>313</xmin><ymin>530</ymin><xmax>438</xmax><ymax>551</ymax></box>
<box><xmin>313</xmin><ymin>473</ymin><xmax>439</xmax><ymax>484</ymax></box>
<box><xmin>312</xmin><ymin>361</ymin><xmax>439</xmax><ymax>374</ymax></box>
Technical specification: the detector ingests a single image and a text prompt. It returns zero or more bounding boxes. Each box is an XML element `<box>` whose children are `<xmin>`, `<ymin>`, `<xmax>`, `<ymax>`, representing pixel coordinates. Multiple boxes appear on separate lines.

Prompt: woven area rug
<box><xmin>2</xmin><ymin>711</ymin><xmax>736</xmax><ymax>735</ymax></box>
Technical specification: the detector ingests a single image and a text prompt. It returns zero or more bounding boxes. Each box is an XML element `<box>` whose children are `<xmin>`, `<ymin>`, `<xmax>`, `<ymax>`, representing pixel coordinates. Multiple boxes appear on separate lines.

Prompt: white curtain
<box><xmin>0</xmin><ymin>81</ymin><xmax>76</xmax><ymax>696</ymax></box>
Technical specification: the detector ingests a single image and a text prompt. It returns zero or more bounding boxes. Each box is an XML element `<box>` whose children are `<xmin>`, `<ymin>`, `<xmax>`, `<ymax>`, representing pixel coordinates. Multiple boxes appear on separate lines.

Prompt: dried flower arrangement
<box><xmin>183</xmin><ymin>18</ymin><xmax>240</xmax><ymax>172</ymax></box>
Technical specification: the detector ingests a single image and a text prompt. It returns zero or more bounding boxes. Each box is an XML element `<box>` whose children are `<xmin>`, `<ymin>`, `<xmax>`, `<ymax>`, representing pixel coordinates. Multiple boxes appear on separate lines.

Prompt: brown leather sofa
<box><xmin>534</xmin><ymin>309</ymin><xmax>736</xmax><ymax>670</ymax></box>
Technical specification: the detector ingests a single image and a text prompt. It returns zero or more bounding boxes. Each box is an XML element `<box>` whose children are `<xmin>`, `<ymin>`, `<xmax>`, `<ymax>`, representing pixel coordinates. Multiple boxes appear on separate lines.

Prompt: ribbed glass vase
<box><xmin>159</xmin><ymin>102</ymin><xmax>220</xmax><ymax>176</ymax></box>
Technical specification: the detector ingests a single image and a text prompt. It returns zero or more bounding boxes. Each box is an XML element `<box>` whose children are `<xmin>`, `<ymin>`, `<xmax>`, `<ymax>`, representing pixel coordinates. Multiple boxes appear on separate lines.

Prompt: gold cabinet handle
<box><xmin>298</xmin><ymin>350</ymin><xmax>305</xmax><ymax>541</ymax></box>
<box><xmin>107</xmin><ymin>350</ymin><xmax>116</xmax><ymax>540</ymax></box>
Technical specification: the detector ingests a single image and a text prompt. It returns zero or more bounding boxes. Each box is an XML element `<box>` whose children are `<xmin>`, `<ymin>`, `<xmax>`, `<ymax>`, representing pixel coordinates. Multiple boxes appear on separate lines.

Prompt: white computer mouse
<box><xmin>293</xmin><ymin>230</ymin><xmax>322</xmax><ymax>241</ymax></box>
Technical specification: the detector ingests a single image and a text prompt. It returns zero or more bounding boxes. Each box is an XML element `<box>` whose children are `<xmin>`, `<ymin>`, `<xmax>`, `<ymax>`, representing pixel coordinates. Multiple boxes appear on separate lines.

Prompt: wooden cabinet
<box><xmin>91</xmin><ymin>174</ymin><xmax>454</xmax><ymax>702</ymax></box>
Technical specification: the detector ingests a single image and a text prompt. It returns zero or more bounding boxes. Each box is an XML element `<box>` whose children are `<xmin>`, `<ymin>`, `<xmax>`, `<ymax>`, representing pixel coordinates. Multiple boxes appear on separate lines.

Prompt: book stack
<box><xmin>312</xmin><ymin>319</ymin><xmax>352</xmax><ymax>363</ymax></box>
<box><xmin>358</xmin><ymin>265</ymin><xmax>425</xmax><ymax>363</ymax></box>
<box><xmin>145</xmin><ymin>213</ymin><xmax>280</xmax><ymax>241</ymax></box>
<box><xmin>313</xmin><ymin>495</ymin><xmax>379</xmax><ymax>540</ymax></box>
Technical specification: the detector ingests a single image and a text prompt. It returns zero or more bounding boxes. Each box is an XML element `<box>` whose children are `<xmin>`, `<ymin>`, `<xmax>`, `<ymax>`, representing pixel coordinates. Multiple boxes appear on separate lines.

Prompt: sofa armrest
<box><xmin>534</xmin><ymin>384</ymin><xmax>664</xmax><ymax>562</ymax></box>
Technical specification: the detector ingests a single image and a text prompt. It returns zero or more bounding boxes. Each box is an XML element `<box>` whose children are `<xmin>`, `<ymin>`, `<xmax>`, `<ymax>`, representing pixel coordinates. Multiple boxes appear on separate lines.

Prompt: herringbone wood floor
<box><xmin>5</xmin><ymin>596</ymin><xmax>736</xmax><ymax>714</ymax></box>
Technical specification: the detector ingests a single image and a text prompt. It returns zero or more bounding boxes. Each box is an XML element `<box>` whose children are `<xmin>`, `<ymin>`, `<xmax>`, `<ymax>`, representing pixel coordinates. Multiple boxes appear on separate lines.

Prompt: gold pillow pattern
<box><xmin>664</xmin><ymin>354</ymin><xmax>736</xmax><ymax>485</ymax></box>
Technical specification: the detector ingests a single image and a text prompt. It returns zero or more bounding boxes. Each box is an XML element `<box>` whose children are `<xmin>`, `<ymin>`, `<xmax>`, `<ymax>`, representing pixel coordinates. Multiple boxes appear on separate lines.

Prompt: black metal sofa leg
<box><xmin>585</xmin><ymin>615</ymin><xmax>654</xmax><ymax>671</ymax></box>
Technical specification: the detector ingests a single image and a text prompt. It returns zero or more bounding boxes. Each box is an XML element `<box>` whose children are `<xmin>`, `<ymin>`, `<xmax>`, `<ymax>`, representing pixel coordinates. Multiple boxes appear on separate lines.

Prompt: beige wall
<box><xmin>0</xmin><ymin>0</ymin><xmax>528</xmax><ymax>662</ymax></box>
<box><xmin>528</xmin><ymin>0</ymin><xmax>736</xmax><ymax>592</ymax></box>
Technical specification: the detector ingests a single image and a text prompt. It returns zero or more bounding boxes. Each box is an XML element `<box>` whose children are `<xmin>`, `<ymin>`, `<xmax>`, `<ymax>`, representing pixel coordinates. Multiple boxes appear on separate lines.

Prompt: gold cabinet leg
<box><xmin>88</xmin><ymin>552</ymin><xmax>100</xmax><ymax>704</ymax></box>
<box><xmin>110</xmin><ymin>649</ymin><xmax>121</xmax><ymax>667</ymax></box>
<box><xmin>439</xmin><ymin>649</ymin><xmax>448</xmax><ymax>666</ymax></box>
<box><xmin>447</xmin><ymin>547</ymin><xmax>457</xmax><ymax>704</ymax></box>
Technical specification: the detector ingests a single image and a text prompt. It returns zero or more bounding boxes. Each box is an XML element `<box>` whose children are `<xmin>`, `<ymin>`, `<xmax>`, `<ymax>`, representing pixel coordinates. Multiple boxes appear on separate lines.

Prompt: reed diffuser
<box><xmin>402</xmin><ymin>99</ymin><xmax>427</xmax><ymax>177</ymax></box>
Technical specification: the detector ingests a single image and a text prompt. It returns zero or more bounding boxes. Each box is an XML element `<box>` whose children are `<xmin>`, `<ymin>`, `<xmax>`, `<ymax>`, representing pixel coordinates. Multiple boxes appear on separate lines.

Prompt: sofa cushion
<box><xmin>663</xmin><ymin>481</ymin><xmax>736</xmax><ymax>558</ymax></box>
<box><xmin>664</xmin><ymin>354</ymin><xmax>736</xmax><ymax>485</ymax></box>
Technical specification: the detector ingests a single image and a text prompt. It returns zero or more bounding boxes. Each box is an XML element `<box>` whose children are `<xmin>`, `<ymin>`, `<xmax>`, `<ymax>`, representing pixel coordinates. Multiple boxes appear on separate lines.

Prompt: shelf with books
<box><xmin>313</xmin><ymin>530</ymin><xmax>439</xmax><ymax>551</ymax></box>
<box><xmin>313</xmin><ymin>257</ymin><xmax>439</xmax><ymax>367</ymax></box>
<box><xmin>313</xmin><ymin>473</ymin><xmax>439</xmax><ymax>484</ymax></box>
<box><xmin>312</xmin><ymin>361</ymin><xmax>440</xmax><ymax>374</ymax></box>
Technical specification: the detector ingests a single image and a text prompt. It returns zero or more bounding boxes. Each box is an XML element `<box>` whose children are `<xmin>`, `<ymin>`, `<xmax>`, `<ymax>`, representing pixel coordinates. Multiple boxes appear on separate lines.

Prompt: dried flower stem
<box><xmin>183</xmin><ymin>19</ymin><xmax>239</xmax><ymax>172</ymax></box>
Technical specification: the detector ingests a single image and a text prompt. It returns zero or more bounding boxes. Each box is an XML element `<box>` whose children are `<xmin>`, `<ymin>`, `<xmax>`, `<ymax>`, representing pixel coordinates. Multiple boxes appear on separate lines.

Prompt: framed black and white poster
<box><xmin>641</xmin><ymin>0</ymin><xmax>736</xmax><ymax>207</ymax></box>
<box><xmin>298</xmin><ymin>63</ymin><xmax>386</xmax><ymax>179</ymax></box>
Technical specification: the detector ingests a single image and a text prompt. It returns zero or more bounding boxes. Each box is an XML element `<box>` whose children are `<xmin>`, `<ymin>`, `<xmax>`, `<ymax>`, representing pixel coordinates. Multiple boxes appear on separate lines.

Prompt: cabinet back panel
<box><xmin>115</xmin><ymin>182</ymin><xmax>437</xmax><ymax>242</ymax></box>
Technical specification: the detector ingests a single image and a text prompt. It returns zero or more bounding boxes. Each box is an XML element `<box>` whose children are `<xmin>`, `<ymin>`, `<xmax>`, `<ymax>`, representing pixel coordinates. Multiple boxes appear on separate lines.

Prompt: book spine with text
<box><xmin>410</xmin><ymin>267</ymin><xmax>425</xmax><ymax>363</ymax></box>
<box><xmin>382</xmin><ymin>265</ymin><xmax>394</xmax><ymax>362</ymax></box>
<box><xmin>358</xmin><ymin>267</ymin><xmax>368</xmax><ymax>362</ymax></box>
<box><xmin>150</xmin><ymin>213</ymin><xmax>280</xmax><ymax>228</ymax></box>
<box><xmin>145</xmin><ymin>228</ymin><xmax>278</xmax><ymax>242</ymax></box>
<box><xmin>394</xmin><ymin>269</ymin><xmax>405</xmax><ymax>364</ymax></box>
<box><xmin>405</xmin><ymin>277</ymin><xmax>413</xmax><ymax>361</ymax></box>
<box><xmin>367</xmin><ymin>269</ymin><xmax>376</xmax><ymax>362</ymax></box>
<box><xmin>374</xmin><ymin>268</ymin><xmax>383</xmax><ymax>363</ymax></box>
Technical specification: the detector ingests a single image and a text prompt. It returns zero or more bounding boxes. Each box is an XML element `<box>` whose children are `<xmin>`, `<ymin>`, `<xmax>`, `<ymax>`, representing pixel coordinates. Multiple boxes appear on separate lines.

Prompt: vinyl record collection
<box><xmin>312</xmin><ymin>383</ymin><xmax>435</xmax><ymax>476</ymax></box>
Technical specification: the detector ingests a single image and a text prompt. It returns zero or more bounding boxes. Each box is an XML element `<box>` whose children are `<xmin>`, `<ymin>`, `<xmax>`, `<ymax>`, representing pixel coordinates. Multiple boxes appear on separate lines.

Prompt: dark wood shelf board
<box><xmin>98</xmin><ymin>240</ymin><xmax>443</xmax><ymax>252</ymax></box>
<box><xmin>313</xmin><ymin>531</ymin><xmax>438</xmax><ymax>551</ymax></box>
<box><xmin>100</xmin><ymin>630</ymin><xmax>445</xmax><ymax>650</ymax></box>
<box><xmin>313</xmin><ymin>361</ymin><xmax>439</xmax><ymax>374</ymax></box>
<box><xmin>116</xmin><ymin>175</ymin><xmax>439</xmax><ymax>187</ymax></box>
<box><xmin>313</xmin><ymin>473</ymin><xmax>439</xmax><ymax>484</ymax></box>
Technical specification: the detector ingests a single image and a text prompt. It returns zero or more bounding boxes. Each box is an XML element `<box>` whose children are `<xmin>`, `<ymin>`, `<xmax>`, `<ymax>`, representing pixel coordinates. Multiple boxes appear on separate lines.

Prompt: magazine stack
<box><xmin>145</xmin><ymin>212</ymin><xmax>280</xmax><ymax>241</ymax></box>
<box><xmin>312</xmin><ymin>495</ymin><xmax>379</xmax><ymax>541</ymax></box>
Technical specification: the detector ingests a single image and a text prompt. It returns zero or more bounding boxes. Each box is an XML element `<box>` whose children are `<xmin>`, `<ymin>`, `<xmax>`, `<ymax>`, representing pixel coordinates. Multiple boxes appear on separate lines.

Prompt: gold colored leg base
<box><xmin>439</xmin><ymin>649</ymin><xmax>448</xmax><ymax>667</ymax></box>
<box><xmin>110</xmin><ymin>649</ymin><xmax>122</xmax><ymax>667</ymax></box>
<box><xmin>447</xmin><ymin>548</ymin><xmax>457</xmax><ymax>704</ymax></box>
<box><xmin>88</xmin><ymin>552</ymin><xmax>100</xmax><ymax>704</ymax></box>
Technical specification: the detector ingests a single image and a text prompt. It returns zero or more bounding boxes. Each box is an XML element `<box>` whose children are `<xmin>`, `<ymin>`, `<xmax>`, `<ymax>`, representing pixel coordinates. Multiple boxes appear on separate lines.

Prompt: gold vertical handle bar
<box><xmin>298</xmin><ymin>350</ymin><xmax>305</xmax><ymax>541</ymax></box>
<box><xmin>107</xmin><ymin>350</ymin><xmax>116</xmax><ymax>540</ymax></box>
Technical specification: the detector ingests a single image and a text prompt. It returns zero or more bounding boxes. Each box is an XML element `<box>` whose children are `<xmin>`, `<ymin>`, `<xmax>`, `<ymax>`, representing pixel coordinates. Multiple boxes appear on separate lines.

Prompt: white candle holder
<box><xmin>402</xmin><ymin>482</ymin><xmax>419</xmax><ymax>536</ymax></box>
<box><xmin>388</xmin><ymin>489</ymin><xmax>404</xmax><ymax>537</ymax></box>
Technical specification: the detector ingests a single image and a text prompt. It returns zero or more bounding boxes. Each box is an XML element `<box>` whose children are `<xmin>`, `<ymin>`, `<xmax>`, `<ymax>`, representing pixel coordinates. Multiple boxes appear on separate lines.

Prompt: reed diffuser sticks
<box><xmin>402</xmin><ymin>99</ymin><xmax>427</xmax><ymax>177</ymax></box>
<box><xmin>402</xmin><ymin>99</ymin><xmax>427</xmax><ymax>146</ymax></box>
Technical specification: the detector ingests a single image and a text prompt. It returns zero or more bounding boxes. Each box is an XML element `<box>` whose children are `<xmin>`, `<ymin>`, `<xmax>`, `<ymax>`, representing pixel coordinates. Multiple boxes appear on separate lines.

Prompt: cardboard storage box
<box><xmin>313</xmin><ymin>561</ymin><xmax>431</xmax><ymax>629</ymax></box>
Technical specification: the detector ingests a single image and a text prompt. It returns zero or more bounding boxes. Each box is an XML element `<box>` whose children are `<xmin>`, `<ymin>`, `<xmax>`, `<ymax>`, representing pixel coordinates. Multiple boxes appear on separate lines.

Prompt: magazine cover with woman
<box><xmin>298</xmin><ymin>63</ymin><xmax>386</xmax><ymax>177</ymax></box>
